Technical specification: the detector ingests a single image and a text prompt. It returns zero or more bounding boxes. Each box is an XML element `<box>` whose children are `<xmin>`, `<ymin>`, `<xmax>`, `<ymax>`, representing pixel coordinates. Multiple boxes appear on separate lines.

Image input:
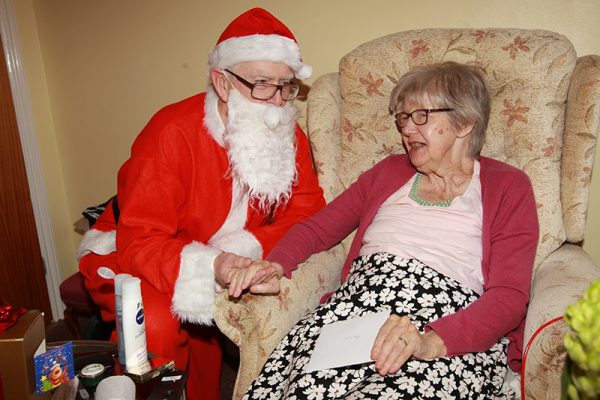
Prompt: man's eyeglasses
<box><xmin>225</xmin><ymin>69</ymin><xmax>300</xmax><ymax>101</ymax></box>
<box><xmin>395</xmin><ymin>108</ymin><xmax>454</xmax><ymax>127</ymax></box>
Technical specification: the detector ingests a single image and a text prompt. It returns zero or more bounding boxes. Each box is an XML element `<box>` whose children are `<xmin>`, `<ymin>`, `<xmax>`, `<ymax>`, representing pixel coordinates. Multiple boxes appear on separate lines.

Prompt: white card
<box><xmin>304</xmin><ymin>310</ymin><xmax>391</xmax><ymax>373</ymax></box>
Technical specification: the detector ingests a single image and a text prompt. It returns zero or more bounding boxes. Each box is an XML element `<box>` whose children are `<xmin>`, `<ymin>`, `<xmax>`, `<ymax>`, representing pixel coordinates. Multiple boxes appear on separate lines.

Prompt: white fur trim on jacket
<box><xmin>171</xmin><ymin>241</ymin><xmax>222</xmax><ymax>325</ymax></box>
<box><xmin>76</xmin><ymin>228</ymin><xmax>116</xmax><ymax>260</ymax></box>
<box><xmin>209</xmin><ymin>229</ymin><xmax>263</xmax><ymax>260</ymax></box>
<box><xmin>203</xmin><ymin>87</ymin><xmax>225</xmax><ymax>147</ymax></box>
<box><xmin>208</xmin><ymin>34</ymin><xmax>312</xmax><ymax>80</ymax></box>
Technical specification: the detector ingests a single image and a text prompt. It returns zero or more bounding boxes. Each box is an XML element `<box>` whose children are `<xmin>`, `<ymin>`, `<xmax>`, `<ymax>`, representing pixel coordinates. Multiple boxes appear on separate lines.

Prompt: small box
<box><xmin>0</xmin><ymin>310</ymin><xmax>49</xmax><ymax>399</ymax></box>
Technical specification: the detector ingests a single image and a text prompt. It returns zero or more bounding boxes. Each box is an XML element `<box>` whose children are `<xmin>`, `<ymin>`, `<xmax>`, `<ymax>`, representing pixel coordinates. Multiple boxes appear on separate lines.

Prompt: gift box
<box><xmin>0</xmin><ymin>309</ymin><xmax>49</xmax><ymax>399</ymax></box>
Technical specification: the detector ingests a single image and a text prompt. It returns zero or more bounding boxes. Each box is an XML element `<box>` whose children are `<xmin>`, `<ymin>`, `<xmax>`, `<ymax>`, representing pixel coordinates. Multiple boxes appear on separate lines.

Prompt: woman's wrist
<box><xmin>272</xmin><ymin>262</ymin><xmax>285</xmax><ymax>279</ymax></box>
<box><xmin>416</xmin><ymin>330</ymin><xmax>447</xmax><ymax>360</ymax></box>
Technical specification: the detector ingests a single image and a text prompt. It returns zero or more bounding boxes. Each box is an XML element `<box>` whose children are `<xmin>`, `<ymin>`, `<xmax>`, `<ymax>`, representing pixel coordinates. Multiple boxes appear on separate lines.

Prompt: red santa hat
<box><xmin>208</xmin><ymin>8</ymin><xmax>312</xmax><ymax>80</ymax></box>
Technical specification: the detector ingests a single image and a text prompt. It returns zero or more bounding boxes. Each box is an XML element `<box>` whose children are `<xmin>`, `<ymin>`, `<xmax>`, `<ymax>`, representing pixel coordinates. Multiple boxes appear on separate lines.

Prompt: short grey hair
<box><xmin>389</xmin><ymin>62</ymin><xmax>490</xmax><ymax>159</ymax></box>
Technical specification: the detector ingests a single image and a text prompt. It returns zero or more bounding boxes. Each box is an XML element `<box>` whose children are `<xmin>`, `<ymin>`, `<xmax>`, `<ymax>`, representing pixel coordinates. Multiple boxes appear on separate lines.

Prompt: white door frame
<box><xmin>0</xmin><ymin>0</ymin><xmax>63</xmax><ymax>320</ymax></box>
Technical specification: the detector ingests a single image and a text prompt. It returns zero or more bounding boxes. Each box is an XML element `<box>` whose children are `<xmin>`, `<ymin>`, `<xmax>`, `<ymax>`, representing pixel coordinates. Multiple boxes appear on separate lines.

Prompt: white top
<box><xmin>359</xmin><ymin>161</ymin><xmax>484</xmax><ymax>294</ymax></box>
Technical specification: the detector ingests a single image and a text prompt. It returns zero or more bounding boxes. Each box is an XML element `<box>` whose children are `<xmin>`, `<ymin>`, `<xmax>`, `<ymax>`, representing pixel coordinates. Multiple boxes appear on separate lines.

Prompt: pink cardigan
<box><xmin>267</xmin><ymin>154</ymin><xmax>539</xmax><ymax>371</ymax></box>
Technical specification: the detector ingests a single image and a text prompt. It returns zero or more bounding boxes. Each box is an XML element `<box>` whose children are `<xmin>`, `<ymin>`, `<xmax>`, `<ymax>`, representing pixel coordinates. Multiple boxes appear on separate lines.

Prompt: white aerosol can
<box><xmin>121</xmin><ymin>277</ymin><xmax>151</xmax><ymax>373</ymax></box>
<box><xmin>113</xmin><ymin>273</ymin><xmax>132</xmax><ymax>365</ymax></box>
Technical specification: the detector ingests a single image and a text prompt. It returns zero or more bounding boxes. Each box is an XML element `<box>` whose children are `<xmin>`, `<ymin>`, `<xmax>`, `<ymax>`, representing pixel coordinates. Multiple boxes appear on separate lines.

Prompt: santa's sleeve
<box><xmin>116</xmin><ymin>124</ymin><xmax>223</xmax><ymax>325</ymax></box>
<box><xmin>247</xmin><ymin>126</ymin><xmax>326</xmax><ymax>256</ymax></box>
<box><xmin>117</xmin><ymin>163</ymin><xmax>222</xmax><ymax>324</ymax></box>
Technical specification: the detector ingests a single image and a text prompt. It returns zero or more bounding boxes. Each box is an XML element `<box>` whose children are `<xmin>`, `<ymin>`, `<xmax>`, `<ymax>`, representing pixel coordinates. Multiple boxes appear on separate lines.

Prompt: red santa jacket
<box><xmin>78</xmin><ymin>91</ymin><xmax>325</xmax><ymax>324</ymax></box>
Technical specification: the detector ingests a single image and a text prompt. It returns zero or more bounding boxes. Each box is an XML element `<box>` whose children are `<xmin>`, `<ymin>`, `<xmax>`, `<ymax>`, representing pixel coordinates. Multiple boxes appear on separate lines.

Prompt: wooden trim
<box><xmin>0</xmin><ymin>0</ymin><xmax>63</xmax><ymax>320</ymax></box>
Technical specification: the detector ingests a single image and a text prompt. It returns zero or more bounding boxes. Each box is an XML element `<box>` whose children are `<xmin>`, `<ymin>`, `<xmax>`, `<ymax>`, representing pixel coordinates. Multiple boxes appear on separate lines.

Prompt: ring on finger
<box><xmin>399</xmin><ymin>337</ymin><xmax>408</xmax><ymax>346</ymax></box>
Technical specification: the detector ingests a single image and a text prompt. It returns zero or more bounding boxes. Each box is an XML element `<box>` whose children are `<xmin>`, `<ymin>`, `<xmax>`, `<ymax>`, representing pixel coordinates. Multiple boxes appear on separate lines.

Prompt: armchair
<box><xmin>214</xmin><ymin>28</ymin><xmax>600</xmax><ymax>399</ymax></box>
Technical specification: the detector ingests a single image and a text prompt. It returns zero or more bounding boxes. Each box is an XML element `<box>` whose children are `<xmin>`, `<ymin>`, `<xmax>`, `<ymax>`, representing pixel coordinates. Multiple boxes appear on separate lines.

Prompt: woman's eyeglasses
<box><xmin>395</xmin><ymin>108</ymin><xmax>454</xmax><ymax>127</ymax></box>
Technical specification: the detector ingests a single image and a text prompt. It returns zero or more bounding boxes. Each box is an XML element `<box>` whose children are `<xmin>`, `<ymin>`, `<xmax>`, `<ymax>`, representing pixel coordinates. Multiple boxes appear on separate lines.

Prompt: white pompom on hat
<box><xmin>208</xmin><ymin>8</ymin><xmax>312</xmax><ymax>80</ymax></box>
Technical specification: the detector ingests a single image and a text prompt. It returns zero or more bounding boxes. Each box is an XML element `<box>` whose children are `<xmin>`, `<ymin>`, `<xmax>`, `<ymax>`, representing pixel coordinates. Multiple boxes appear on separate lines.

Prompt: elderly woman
<box><xmin>229</xmin><ymin>61</ymin><xmax>538</xmax><ymax>399</ymax></box>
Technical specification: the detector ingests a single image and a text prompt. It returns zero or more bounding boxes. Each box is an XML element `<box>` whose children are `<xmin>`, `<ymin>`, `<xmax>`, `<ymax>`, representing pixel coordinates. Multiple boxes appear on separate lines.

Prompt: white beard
<box><xmin>224</xmin><ymin>89</ymin><xmax>298</xmax><ymax>212</ymax></box>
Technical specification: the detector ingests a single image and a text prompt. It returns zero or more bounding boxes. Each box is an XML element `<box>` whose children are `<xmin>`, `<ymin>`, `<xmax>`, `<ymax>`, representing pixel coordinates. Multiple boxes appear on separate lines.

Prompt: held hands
<box><xmin>213</xmin><ymin>252</ymin><xmax>284</xmax><ymax>298</ymax></box>
<box><xmin>370</xmin><ymin>314</ymin><xmax>447</xmax><ymax>376</ymax></box>
<box><xmin>229</xmin><ymin>259</ymin><xmax>284</xmax><ymax>297</ymax></box>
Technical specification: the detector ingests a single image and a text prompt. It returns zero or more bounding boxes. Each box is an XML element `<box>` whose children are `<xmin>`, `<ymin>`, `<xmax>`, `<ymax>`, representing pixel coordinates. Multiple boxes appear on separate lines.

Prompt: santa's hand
<box><xmin>213</xmin><ymin>252</ymin><xmax>253</xmax><ymax>289</ymax></box>
<box><xmin>228</xmin><ymin>260</ymin><xmax>283</xmax><ymax>298</ymax></box>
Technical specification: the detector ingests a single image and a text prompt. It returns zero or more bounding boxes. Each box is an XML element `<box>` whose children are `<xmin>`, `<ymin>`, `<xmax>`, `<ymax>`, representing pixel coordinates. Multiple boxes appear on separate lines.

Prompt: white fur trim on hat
<box><xmin>209</xmin><ymin>34</ymin><xmax>312</xmax><ymax>80</ymax></box>
<box><xmin>76</xmin><ymin>228</ymin><xmax>116</xmax><ymax>260</ymax></box>
<box><xmin>171</xmin><ymin>241</ymin><xmax>222</xmax><ymax>325</ymax></box>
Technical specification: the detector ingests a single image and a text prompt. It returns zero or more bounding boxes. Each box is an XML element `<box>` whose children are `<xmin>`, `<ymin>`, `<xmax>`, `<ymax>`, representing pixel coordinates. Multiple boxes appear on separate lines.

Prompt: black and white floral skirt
<box><xmin>243</xmin><ymin>252</ymin><xmax>514</xmax><ymax>399</ymax></box>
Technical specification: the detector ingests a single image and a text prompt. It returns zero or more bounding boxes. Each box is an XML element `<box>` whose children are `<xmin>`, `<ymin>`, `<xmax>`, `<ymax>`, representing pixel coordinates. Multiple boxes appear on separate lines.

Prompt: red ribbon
<box><xmin>0</xmin><ymin>304</ymin><xmax>27</xmax><ymax>333</ymax></box>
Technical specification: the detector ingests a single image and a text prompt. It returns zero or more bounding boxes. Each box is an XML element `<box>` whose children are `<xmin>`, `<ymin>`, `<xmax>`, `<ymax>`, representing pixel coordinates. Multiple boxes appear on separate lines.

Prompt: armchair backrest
<box><xmin>307</xmin><ymin>28</ymin><xmax>600</xmax><ymax>268</ymax></box>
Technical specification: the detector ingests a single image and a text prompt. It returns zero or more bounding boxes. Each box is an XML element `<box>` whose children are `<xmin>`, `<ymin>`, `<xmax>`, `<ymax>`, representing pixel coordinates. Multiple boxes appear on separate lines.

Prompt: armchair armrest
<box><xmin>307</xmin><ymin>72</ymin><xmax>342</xmax><ymax>202</ymax></box>
<box><xmin>562</xmin><ymin>55</ymin><xmax>600</xmax><ymax>242</ymax></box>
<box><xmin>214</xmin><ymin>245</ymin><xmax>345</xmax><ymax>399</ymax></box>
<box><xmin>523</xmin><ymin>244</ymin><xmax>600</xmax><ymax>399</ymax></box>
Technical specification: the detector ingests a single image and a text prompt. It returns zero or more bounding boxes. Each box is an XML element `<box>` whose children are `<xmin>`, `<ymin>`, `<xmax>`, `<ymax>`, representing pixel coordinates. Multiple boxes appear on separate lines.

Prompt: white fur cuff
<box><xmin>171</xmin><ymin>241</ymin><xmax>222</xmax><ymax>325</ymax></box>
<box><xmin>209</xmin><ymin>229</ymin><xmax>263</xmax><ymax>260</ymax></box>
<box><xmin>76</xmin><ymin>229</ymin><xmax>116</xmax><ymax>260</ymax></box>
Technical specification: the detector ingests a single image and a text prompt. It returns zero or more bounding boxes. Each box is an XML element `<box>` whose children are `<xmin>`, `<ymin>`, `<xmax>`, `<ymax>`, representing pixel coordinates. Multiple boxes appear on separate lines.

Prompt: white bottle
<box><xmin>113</xmin><ymin>273</ymin><xmax>132</xmax><ymax>366</ymax></box>
<box><xmin>121</xmin><ymin>277</ymin><xmax>151</xmax><ymax>374</ymax></box>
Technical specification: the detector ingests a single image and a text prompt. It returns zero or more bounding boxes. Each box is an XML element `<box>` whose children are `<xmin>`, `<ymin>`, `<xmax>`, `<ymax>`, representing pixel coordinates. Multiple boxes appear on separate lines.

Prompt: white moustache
<box><xmin>263</xmin><ymin>104</ymin><xmax>298</xmax><ymax>130</ymax></box>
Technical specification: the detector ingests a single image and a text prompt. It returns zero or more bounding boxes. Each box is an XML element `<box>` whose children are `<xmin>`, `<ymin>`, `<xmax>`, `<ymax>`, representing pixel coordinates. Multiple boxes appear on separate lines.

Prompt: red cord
<box><xmin>521</xmin><ymin>316</ymin><xmax>564</xmax><ymax>399</ymax></box>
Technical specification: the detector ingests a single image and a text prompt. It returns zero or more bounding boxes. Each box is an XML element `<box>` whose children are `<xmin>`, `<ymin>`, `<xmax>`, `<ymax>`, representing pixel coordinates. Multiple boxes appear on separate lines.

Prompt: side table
<box><xmin>48</xmin><ymin>340</ymin><xmax>186</xmax><ymax>399</ymax></box>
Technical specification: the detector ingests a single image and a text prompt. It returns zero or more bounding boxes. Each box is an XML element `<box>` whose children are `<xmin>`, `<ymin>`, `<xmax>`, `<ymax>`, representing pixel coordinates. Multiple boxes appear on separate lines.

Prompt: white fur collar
<box><xmin>203</xmin><ymin>86</ymin><xmax>225</xmax><ymax>147</ymax></box>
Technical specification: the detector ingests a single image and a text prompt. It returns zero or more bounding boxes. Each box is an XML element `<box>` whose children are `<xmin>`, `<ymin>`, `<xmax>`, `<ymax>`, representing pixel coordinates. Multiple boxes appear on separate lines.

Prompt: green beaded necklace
<box><xmin>409</xmin><ymin>173</ymin><xmax>452</xmax><ymax>207</ymax></box>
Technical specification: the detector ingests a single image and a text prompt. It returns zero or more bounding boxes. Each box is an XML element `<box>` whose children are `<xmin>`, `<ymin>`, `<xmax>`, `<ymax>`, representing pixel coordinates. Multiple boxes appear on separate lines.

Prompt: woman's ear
<box><xmin>210</xmin><ymin>69</ymin><xmax>230</xmax><ymax>102</ymax></box>
<box><xmin>456</xmin><ymin>123</ymin><xmax>474</xmax><ymax>139</ymax></box>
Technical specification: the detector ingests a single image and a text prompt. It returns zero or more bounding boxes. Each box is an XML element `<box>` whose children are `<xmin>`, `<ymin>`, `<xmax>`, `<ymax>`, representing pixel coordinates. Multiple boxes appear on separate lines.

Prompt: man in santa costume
<box><xmin>77</xmin><ymin>8</ymin><xmax>324</xmax><ymax>399</ymax></box>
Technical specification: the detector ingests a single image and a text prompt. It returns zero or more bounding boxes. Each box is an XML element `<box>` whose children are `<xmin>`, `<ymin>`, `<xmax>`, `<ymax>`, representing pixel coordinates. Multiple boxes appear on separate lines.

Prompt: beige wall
<box><xmin>12</xmin><ymin>0</ymin><xmax>600</xmax><ymax>282</ymax></box>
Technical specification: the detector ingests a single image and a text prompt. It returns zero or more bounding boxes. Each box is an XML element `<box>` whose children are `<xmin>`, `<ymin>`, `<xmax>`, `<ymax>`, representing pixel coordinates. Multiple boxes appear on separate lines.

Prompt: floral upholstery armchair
<box><xmin>214</xmin><ymin>28</ymin><xmax>600</xmax><ymax>399</ymax></box>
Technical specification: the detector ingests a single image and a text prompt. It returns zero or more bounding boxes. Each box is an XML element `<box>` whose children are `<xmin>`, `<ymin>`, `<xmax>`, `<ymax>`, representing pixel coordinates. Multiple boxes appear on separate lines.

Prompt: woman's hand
<box><xmin>371</xmin><ymin>314</ymin><xmax>447</xmax><ymax>375</ymax></box>
<box><xmin>227</xmin><ymin>259</ymin><xmax>284</xmax><ymax>298</ymax></box>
